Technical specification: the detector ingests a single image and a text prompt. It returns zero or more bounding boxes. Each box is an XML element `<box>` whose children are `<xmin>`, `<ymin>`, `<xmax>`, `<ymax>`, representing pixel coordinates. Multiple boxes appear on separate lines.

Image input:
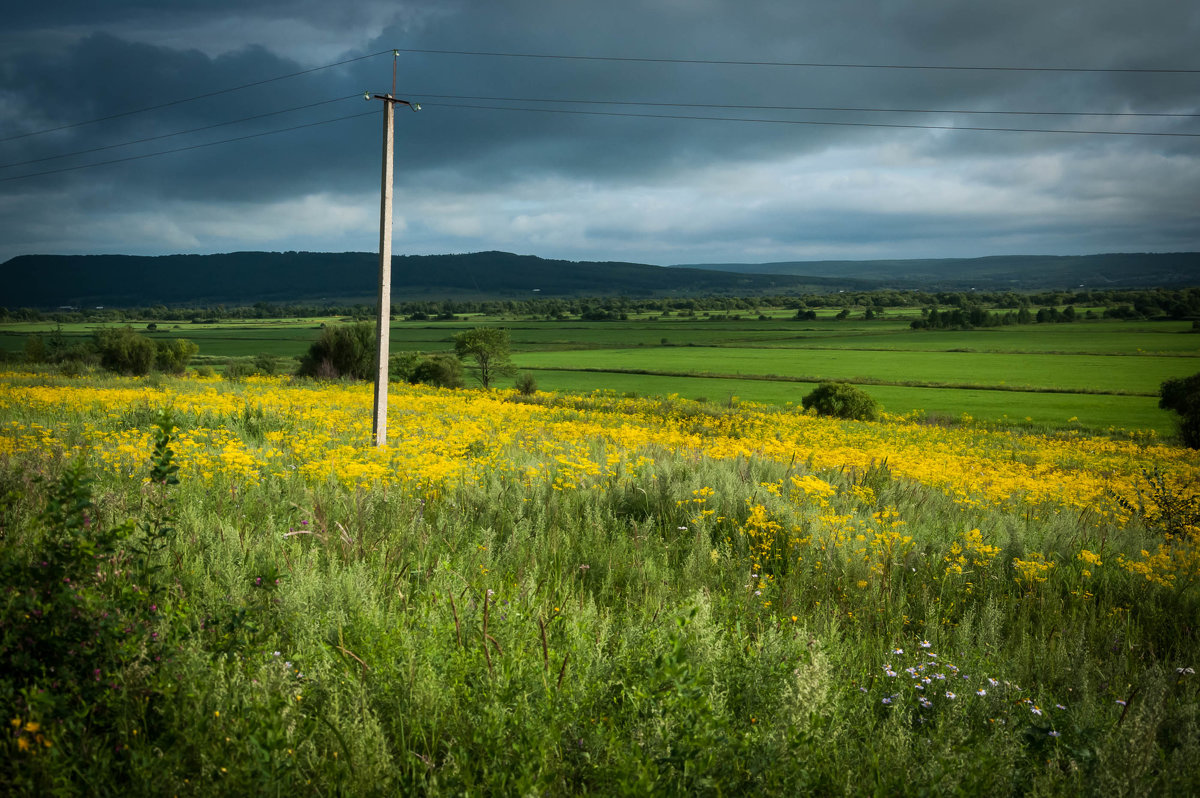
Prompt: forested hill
<box><xmin>0</xmin><ymin>251</ymin><xmax>868</xmax><ymax>308</ymax></box>
<box><xmin>4</xmin><ymin>250</ymin><xmax>1198</xmax><ymax>309</ymax></box>
<box><xmin>672</xmin><ymin>252</ymin><xmax>1200</xmax><ymax>290</ymax></box>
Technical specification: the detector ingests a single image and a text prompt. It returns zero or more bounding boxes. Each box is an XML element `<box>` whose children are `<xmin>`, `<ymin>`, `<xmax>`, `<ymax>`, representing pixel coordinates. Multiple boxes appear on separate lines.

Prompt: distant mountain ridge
<box><xmin>1</xmin><ymin>250</ymin><xmax>1196</xmax><ymax>308</ymax></box>
<box><xmin>671</xmin><ymin>252</ymin><xmax>1200</xmax><ymax>290</ymax></box>
<box><xmin>0</xmin><ymin>251</ymin><xmax>866</xmax><ymax>308</ymax></box>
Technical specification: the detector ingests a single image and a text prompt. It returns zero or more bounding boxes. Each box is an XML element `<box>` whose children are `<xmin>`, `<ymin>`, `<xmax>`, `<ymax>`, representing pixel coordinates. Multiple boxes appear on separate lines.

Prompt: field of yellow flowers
<box><xmin>2</xmin><ymin>369</ymin><xmax>1198</xmax><ymax>795</ymax></box>
<box><xmin>3</xmin><ymin>370</ymin><xmax>1195</xmax><ymax>513</ymax></box>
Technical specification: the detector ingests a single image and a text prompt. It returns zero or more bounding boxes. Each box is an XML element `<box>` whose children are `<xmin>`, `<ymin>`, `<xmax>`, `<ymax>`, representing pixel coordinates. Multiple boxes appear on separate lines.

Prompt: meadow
<box><xmin>1</xmin><ymin>369</ymin><xmax>1198</xmax><ymax>794</ymax></box>
<box><xmin>3</xmin><ymin>313</ymin><xmax>1195</xmax><ymax>435</ymax></box>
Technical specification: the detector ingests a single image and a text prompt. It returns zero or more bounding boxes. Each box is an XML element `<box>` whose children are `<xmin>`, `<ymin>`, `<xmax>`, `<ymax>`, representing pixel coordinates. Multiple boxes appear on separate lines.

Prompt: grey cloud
<box><xmin>0</xmin><ymin>0</ymin><xmax>1197</xmax><ymax>265</ymax></box>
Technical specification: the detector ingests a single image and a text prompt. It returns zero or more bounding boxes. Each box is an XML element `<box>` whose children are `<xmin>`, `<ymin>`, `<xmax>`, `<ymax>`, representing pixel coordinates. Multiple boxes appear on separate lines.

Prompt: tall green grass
<box><xmin>2</xmin><ymin>401</ymin><xmax>1197</xmax><ymax>795</ymax></box>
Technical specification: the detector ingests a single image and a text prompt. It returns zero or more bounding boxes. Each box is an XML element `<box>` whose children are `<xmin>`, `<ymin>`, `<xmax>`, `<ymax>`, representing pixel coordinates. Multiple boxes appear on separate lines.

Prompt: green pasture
<box><xmin>0</xmin><ymin>318</ymin><xmax>924</xmax><ymax>359</ymax></box>
<box><xmin>3</xmin><ymin>315</ymin><xmax>1197</xmax><ymax>434</ymax></box>
<box><xmin>774</xmin><ymin>321</ymin><xmax>1200</xmax><ymax>355</ymax></box>
<box><xmin>522</xmin><ymin>369</ymin><xmax>1176</xmax><ymax>434</ymax></box>
<box><xmin>514</xmin><ymin>346</ymin><xmax>1196</xmax><ymax>395</ymax></box>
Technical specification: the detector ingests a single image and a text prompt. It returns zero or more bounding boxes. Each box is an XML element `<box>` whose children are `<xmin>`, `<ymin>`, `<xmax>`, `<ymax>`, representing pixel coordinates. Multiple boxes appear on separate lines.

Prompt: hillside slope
<box><xmin>673</xmin><ymin>252</ymin><xmax>1200</xmax><ymax>290</ymax></box>
<box><xmin>0</xmin><ymin>251</ymin><xmax>867</xmax><ymax>308</ymax></box>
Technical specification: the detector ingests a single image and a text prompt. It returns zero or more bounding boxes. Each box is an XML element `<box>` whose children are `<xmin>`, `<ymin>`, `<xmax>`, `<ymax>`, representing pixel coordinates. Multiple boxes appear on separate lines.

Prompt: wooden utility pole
<box><xmin>371</xmin><ymin>95</ymin><xmax>394</xmax><ymax>447</ymax></box>
<box><xmin>369</xmin><ymin>52</ymin><xmax>418</xmax><ymax>447</ymax></box>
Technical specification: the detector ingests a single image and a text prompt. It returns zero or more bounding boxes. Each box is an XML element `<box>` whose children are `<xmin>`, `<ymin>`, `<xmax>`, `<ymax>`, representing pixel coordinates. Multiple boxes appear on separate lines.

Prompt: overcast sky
<box><xmin>1</xmin><ymin>0</ymin><xmax>1198</xmax><ymax>267</ymax></box>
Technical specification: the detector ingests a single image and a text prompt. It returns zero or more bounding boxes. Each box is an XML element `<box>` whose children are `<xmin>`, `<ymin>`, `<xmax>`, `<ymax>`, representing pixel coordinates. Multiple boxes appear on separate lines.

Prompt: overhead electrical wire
<box><xmin>5</xmin><ymin>91</ymin><xmax>1196</xmax><ymax>183</ymax></box>
<box><xmin>0</xmin><ymin>94</ymin><xmax>364</xmax><ymax>169</ymax></box>
<box><xmin>396</xmin><ymin>46</ymin><xmax>1200</xmax><ymax>74</ymax></box>
<box><xmin>6</xmin><ymin>43</ymin><xmax>1195</xmax><ymax>149</ymax></box>
<box><xmin>417</xmin><ymin>100</ymin><xmax>1200</xmax><ymax>137</ymax></box>
<box><xmin>0</xmin><ymin>50</ymin><xmax>393</xmax><ymax>144</ymax></box>
<box><xmin>3</xmin><ymin>44</ymin><xmax>1197</xmax><ymax>184</ymax></box>
<box><xmin>404</xmin><ymin>91</ymin><xmax>1200</xmax><ymax>118</ymax></box>
<box><xmin>0</xmin><ymin>111</ymin><xmax>376</xmax><ymax>183</ymax></box>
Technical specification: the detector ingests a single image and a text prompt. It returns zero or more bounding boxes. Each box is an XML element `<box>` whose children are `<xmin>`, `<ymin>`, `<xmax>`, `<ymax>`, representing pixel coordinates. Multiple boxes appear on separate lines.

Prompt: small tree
<box><xmin>1159</xmin><ymin>372</ymin><xmax>1200</xmax><ymax>449</ymax></box>
<box><xmin>453</xmin><ymin>328</ymin><xmax>514</xmax><ymax>389</ymax></box>
<box><xmin>801</xmin><ymin>381</ymin><xmax>880</xmax><ymax>421</ymax></box>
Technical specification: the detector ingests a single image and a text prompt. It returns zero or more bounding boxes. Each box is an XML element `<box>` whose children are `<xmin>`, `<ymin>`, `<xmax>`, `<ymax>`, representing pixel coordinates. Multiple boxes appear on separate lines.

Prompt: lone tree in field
<box><xmin>453</xmin><ymin>327</ymin><xmax>514</xmax><ymax>389</ymax></box>
<box><xmin>802</xmin><ymin>381</ymin><xmax>880</xmax><ymax>421</ymax></box>
<box><xmin>1159</xmin><ymin>372</ymin><xmax>1200</xmax><ymax>449</ymax></box>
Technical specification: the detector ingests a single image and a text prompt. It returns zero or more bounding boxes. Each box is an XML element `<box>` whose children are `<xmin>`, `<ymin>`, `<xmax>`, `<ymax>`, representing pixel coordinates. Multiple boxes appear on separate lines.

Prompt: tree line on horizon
<box><xmin>3</xmin><ymin>286</ymin><xmax>1199</xmax><ymax>324</ymax></box>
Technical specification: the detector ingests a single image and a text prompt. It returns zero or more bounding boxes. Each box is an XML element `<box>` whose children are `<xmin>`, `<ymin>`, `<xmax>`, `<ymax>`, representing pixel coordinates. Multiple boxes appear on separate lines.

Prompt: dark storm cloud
<box><xmin>0</xmin><ymin>0</ymin><xmax>1197</xmax><ymax>264</ymax></box>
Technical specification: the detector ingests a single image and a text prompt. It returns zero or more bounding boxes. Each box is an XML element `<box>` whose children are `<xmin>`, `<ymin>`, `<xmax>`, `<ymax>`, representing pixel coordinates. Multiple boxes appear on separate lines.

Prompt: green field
<box><xmin>513</xmin><ymin>347</ymin><xmax>1194</xmax><ymax>394</ymax></box>
<box><xmin>522</xmin><ymin>369</ymin><xmax>1173</xmax><ymax>433</ymax></box>
<box><xmin>3</xmin><ymin>316</ymin><xmax>1197</xmax><ymax>435</ymax></box>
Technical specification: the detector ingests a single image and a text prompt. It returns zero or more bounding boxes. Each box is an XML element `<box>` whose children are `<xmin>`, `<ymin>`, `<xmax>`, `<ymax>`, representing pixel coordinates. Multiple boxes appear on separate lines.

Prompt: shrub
<box><xmin>253</xmin><ymin>353</ymin><xmax>279</xmax><ymax>375</ymax></box>
<box><xmin>1159</xmin><ymin>372</ymin><xmax>1200</xmax><ymax>448</ymax></box>
<box><xmin>155</xmin><ymin>339</ymin><xmax>199</xmax><ymax>374</ymax></box>
<box><xmin>801</xmin><ymin>381</ymin><xmax>880</xmax><ymax>421</ymax></box>
<box><xmin>515</xmin><ymin>371</ymin><xmax>538</xmax><ymax>395</ymax></box>
<box><xmin>411</xmin><ymin>354</ymin><xmax>464</xmax><ymax>389</ymax></box>
<box><xmin>224</xmin><ymin>360</ymin><xmax>251</xmax><ymax>381</ymax></box>
<box><xmin>296</xmin><ymin>323</ymin><xmax>375</xmax><ymax>380</ymax></box>
<box><xmin>388</xmin><ymin>351</ymin><xmax>425</xmax><ymax>383</ymax></box>
<box><xmin>95</xmin><ymin>326</ymin><xmax>156</xmax><ymax>375</ymax></box>
<box><xmin>23</xmin><ymin>335</ymin><xmax>46</xmax><ymax>364</ymax></box>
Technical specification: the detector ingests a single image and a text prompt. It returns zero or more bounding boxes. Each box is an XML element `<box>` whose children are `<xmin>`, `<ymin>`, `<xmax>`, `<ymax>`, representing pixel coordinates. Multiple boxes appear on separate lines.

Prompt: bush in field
<box><xmin>388</xmin><ymin>351</ymin><xmax>425</xmax><ymax>382</ymax></box>
<box><xmin>297</xmin><ymin>322</ymin><xmax>375</xmax><ymax>380</ymax></box>
<box><xmin>23</xmin><ymin>335</ymin><xmax>47</xmax><ymax>364</ymax></box>
<box><xmin>410</xmin><ymin>353</ymin><xmax>464</xmax><ymax>388</ymax></box>
<box><xmin>801</xmin><ymin>381</ymin><xmax>880</xmax><ymax>421</ymax></box>
<box><xmin>515</xmin><ymin>371</ymin><xmax>538</xmax><ymax>395</ymax></box>
<box><xmin>253</xmin><ymin>353</ymin><xmax>279</xmax><ymax>375</ymax></box>
<box><xmin>155</xmin><ymin>339</ymin><xmax>199</xmax><ymax>374</ymax></box>
<box><xmin>1159</xmin><ymin>372</ymin><xmax>1200</xmax><ymax>448</ymax></box>
<box><xmin>388</xmin><ymin>351</ymin><xmax>464</xmax><ymax>388</ymax></box>
<box><xmin>223</xmin><ymin>360</ymin><xmax>252</xmax><ymax>381</ymax></box>
<box><xmin>95</xmin><ymin>326</ymin><xmax>156</xmax><ymax>375</ymax></box>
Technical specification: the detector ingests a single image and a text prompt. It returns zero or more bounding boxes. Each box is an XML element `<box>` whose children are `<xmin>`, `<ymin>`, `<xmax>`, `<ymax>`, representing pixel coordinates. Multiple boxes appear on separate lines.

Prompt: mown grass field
<box><xmin>1</xmin><ymin>371</ymin><xmax>1198</xmax><ymax>794</ymax></box>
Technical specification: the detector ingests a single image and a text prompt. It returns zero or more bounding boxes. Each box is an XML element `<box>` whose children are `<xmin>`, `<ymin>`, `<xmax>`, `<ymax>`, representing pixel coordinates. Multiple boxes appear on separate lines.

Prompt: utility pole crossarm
<box><xmin>372</xmin><ymin>95</ymin><xmax>421</xmax><ymax>110</ymax></box>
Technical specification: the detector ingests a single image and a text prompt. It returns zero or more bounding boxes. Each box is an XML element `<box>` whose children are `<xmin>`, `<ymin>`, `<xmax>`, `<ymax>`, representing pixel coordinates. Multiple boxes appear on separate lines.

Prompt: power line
<box><xmin>0</xmin><ymin>50</ymin><xmax>392</xmax><ymax>144</ymax></box>
<box><xmin>397</xmin><ymin>47</ymin><xmax>1200</xmax><ymax>74</ymax></box>
<box><xmin>6</xmin><ymin>78</ymin><xmax>1195</xmax><ymax>185</ymax></box>
<box><xmin>420</xmin><ymin>100</ymin><xmax>1200</xmax><ymax>137</ymax></box>
<box><xmin>404</xmin><ymin>91</ymin><xmax>1200</xmax><ymax>119</ymax></box>
<box><xmin>0</xmin><ymin>95</ymin><xmax>364</xmax><ymax>169</ymax></box>
<box><xmin>16</xmin><ymin>88</ymin><xmax>1191</xmax><ymax>174</ymax></box>
<box><xmin>0</xmin><ymin>111</ymin><xmax>376</xmax><ymax>182</ymax></box>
